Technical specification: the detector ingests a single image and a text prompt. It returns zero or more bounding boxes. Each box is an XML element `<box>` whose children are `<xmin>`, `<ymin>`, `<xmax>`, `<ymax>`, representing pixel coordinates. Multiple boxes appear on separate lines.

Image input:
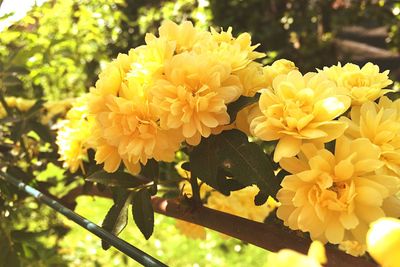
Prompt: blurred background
<box><xmin>0</xmin><ymin>0</ymin><xmax>400</xmax><ymax>266</ymax></box>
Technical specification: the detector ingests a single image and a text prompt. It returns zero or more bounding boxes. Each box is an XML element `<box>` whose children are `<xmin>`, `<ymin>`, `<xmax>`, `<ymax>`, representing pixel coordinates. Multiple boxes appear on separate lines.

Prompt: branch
<box><xmin>60</xmin><ymin>185</ymin><xmax>377</xmax><ymax>267</ymax></box>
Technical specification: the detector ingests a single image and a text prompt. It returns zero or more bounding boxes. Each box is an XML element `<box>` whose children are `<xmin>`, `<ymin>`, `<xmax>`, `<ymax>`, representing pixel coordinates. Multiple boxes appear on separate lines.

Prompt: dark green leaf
<box><xmin>189</xmin><ymin>130</ymin><xmax>278</xmax><ymax>197</ymax></box>
<box><xmin>11</xmin><ymin>229</ymin><xmax>50</xmax><ymax>242</ymax></box>
<box><xmin>181</xmin><ymin>162</ymin><xmax>190</xmax><ymax>171</ymax></box>
<box><xmin>101</xmin><ymin>191</ymin><xmax>132</xmax><ymax>250</ymax></box>
<box><xmin>227</xmin><ymin>94</ymin><xmax>260</xmax><ymax>123</ymax></box>
<box><xmin>254</xmin><ymin>190</ymin><xmax>269</xmax><ymax>206</ymax></box>
<box><xmin>141</xmin><ymin>159</ymin><xmax>158</xmax><ymax>195</ymax></box>
<box><xmin>190</xmin><ymin>137</ymin><xmax>220</xmax><ymax>191</ymax></box>
<box><xmin>86</xmin><ymin>170</ymin><xmax>148</xmax><ymax>188</ymax></box>
<box><xmin>7</xmin><ymin>166</ymin><xmax>34</xmax><ymax>183</ymax></box>
<box><xmin>217</xmin><ymin>176</ymin><xmax>247</xmax><ymax>193</ymax></box>
<box><xmin>29</xmin><ymin>121</ymin><xmax>53</xmax><ymax>142</ymax></box>
<box><xmin>132</xmin><ymin>188</ymin><xmax>154</xmax><ymax>240</ymax></box>
<box><xmin>6</xmin><ymin>66</ymin><xmax>29</xmax><ymax>75</ymax></box>
<box><xmin>3</xmin><ymin>75</ymin><xmax>22</xmax><ymax>86</ymax></box>
<box><xmin>216</xmin><ymin>129</ymin><xmax>280</xmax><ymax>197</ymax></box>
<box><xmin>4</xmin><ymin>83</ymin><xmax>24</xmax><ymax>97</ymax></box>
<box><xmin>325</xmin><ymin>140</ymin><xmax>335</xmax><ymax>154</ymax></box>
<box><xmin>276</xmin><ymin>169</ymin><xmax>289</xmax><ymax>185</ymax></box>
<box><xmin>141</xmin><ymin>159</ymin><xmax>158</xmax><ymax>181</ymax></box>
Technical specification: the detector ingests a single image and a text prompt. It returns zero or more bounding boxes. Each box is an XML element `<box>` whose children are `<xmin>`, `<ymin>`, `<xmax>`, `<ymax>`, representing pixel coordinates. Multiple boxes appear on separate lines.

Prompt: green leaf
<box><xmin>141</xmin><ymin>159</ymin><xmax>158</xmax><ymax>195</ymax></box>
<box><xmin>254</xmin><ymin>190</ymin><xmax>269</xmax><ymax>206</ymax></box>
<box><xmin>216</xmin><ymin>129</ymin><xmax>280</xmax><ymax>198</ymax></box>
<box><xmin>132</xmin><ymin>188</ymin><xmax>154</xmax><ymax>240</ymax></box>
<box><xmin>181</xmin><ymin>162</ymin><xmax>190</xmax><ymax>172</ymax></box>
<box><xmin>227</xmin><ymin>94</ymin><xmax>260</xmax><ymax>123</ymax></box>
<box><xmin>6</xmin><ymin>66</ymin><xmax>29</xmax><ymax>75</ymax></box>
<box><xmin>276</xmin><ymin>169</ymin><xmax>289</xmax><ymax>185</ymax></box>
<box><xmin>11</xmin><ymin>229</ymin><xmax>50</xmax><ymax>242</ymax></box>
<box><xmin>3</xmin><ymin>75</ymin><xmax>22</xmax><ymax>86</ymax></box>
<box><xmin>190</xmin><ymin>137</ymin><xmax>220</xmax><ymax>192</ymax></box>
<box><xmin>85</xmin><ymin>170</ymin><xmax>149</xmax><ymax>188</ymax></box>
<box><xmin>101</xmin><ymin>191</ymin><xmax>132</xmax><ymax>250</ymax></box>
<box><xmin>216</xmin><ymin>171</ymin><xmax>247</xmax><ymax>193</ymax></box>
<box><xmin>29</xmin><ymin>121</ymin><xmax>53</xmax><ymax>143</ymax></box>
<box><xmin>190</xmin><ymin>130</ymin><xmax>278</xmax><ymax>197</ymax></box>
<box><xmin>4</xmin><ymin>83</ymin><xmax>24</xmax><ymax>97</ymax></box>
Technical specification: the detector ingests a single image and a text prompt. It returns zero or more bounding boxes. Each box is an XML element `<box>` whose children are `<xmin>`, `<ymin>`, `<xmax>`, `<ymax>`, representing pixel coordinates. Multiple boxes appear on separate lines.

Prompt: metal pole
<box><xmin>0</xmin><ymin>171</ymin><xmax>167</xmax><ymax>267</ymax></box>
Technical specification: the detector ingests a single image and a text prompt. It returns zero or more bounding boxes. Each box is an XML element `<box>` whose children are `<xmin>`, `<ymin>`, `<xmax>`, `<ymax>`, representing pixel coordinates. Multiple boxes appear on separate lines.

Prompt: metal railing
<box><xmin>0</xmin><ymin>171</ymin><xmax>167</xmax><ymax>267</ymax></box>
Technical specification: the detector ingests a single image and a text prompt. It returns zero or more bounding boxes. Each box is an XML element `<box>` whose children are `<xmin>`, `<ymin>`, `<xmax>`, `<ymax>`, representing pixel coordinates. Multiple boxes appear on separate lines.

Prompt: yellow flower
<box><xmin>367</xmin><ymin>217</ymin><xmax>400</xmax><ymax>267</ymax></box>
<box><xmin>151</xmin><ymin>52</ymin><xmax>242</xmax><ymax>145</ymax></box>
<box><xmin>269</xmin><ymin>241</ymin><xmax>326</xmax><ymax>267</ymax></box>
<box><xmin>175</xmin><ymin>220</ymin><xmax>206</xmax><ymax>240</ymax></box>
<box><xmin>234</xmin><ymin>59</ymin><xmax>297</xmax><ymax>97</ymax></box>
<box><xmin>321</xmin><ymin>62</ymin><xmax>392</xmax><ymax>105</ymax></box>
<box><xmin>92</xmin><ymin>95</ymin><xmax>182</xmax><ymax>173</ymax></box>
<box><xmin>0</xmin><ymin>103</ymin><xmax>6</xmax><ymax>119</ymax></box>
<box><xmin>0</xmin><ymin>97</ymin><xmax>36</xmax><ymax>117</ymax></box>
<box><xmin>41</xmin><ymin>98</ymin><xmax>74</xmax><ymax>124</ymax></box>
<box><xmin>340</xmin><ymin>97</ymin><xmax>400</xmax><ymax>177</ymax></box>
<box><xmin>263</xmin><ymin>59</ymin><xmax>298</xmax><ymax>89</ymax></box>
<box><xmin>276</xmin><ymin>137</ymin><xmax>400</xmax><ymax>245</ymax></box>
<box><xmin>250</xmin><ymin>70</ymin><xmax>351</xmax><ymax>162</ymax></box>
<box><xmin>12</xmin><ymin>97</ymin><xmax>36</xmax><ymax>111</ymax></box>
<box><xmin>89</xmin><ymin>42</ymin><xmax>183</xmax><ymax>173</ymax></box>
<box><xmin>156</xmin><ymin>20</ymin><xmax>209</xmax><ymax>53</ymax></box>
<box><xmin>338</xmin><ymin>240</ymin><xmax>366</xmax><ymax>257</ymax></box>
<box><xmin>56</xmin><ymin>95</ymin><xmax>94</xmax><ymax>173</ymax></box>
<box><xmin>179</xmin><ymin>177</ymin><xmax>278</xmax><ymax>223</ymax></box>
<box><xmin>339</xmin><ymin>97</ymin><xmax>400</xmax><ymax>220</ymax></box>
<box><xmin>207</xmin><ymin>185</ymin><xmax>278</xmax><ymax>222</ymax></box>
<box><xmin>235</xmin><ymin>62</ymin><xmax>267</xmax><ymax>97</ymax></box>
<box><xmin>234</xmin><ymin>103</ymin><xmax>260</xmax><ymax>135</ymax></box>
<box><xmin>206</xmin><ymin>27</ymin><xmax>265</xmax><ymax>72</ymax></box>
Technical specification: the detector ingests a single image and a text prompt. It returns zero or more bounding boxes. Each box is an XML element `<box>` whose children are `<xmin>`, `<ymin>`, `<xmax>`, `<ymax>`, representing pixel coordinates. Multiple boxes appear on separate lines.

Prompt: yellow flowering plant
<box><xmin>50</xmin><ymin>20</ymin><xmax>399</xmax><ymax>266</ymax></box>
<box><xmin>367</xmin><ymin>217</ymin><xmax>400</xmax><ymax>267</ymax></box>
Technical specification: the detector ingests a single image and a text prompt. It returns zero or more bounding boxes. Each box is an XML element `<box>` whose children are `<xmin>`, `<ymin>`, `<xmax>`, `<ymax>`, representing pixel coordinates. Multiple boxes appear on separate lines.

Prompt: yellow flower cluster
<box><xmin>54</xmin><ymin>20</ymin><xmax>399</xmax><ymax>260</ymax></box>
<box><xmin>340</xmin><ymin>97</ymin><xmax>400</xmax><ymax>178</ymax></box>
<box><xmin>269</xmin><ymin>241</ymin><xmax>326</xmax><ymax>267</ymax></box>
<box><xmin>250</xmin><ymin>70</ymin><xmax>351</xmax><ymax>162</ymax></box>
<box><xmin>0</xmin><ymin>97</ymin><xmax>36</xmax><ymax>118</ymax></box>
<box><xmin>207</xmin><ymin>185</ymin><xmax>280</xmax><ymax>222</ymax></box>
<box><xmin>276</xmin><ymin>137</ymin><xmax>399</xmax><ymax>249</ymax></box>
<box><xmin>235</xmin><ymin>59</ymin><xmax>297</xmax><ymax>135</ymax></box>
<box><xmin>255</xmin><ymin>61</ymin><xmax>400</xmax><ymax>256</ymax></box>
<box><xmin>86</xmin><ymin>20</ymin><xmax>266</xmax><ymax>173</ymax></box>
<box><xmin>321</xmin><ymin>62</ymin><xmax>392</xmax><ymax>105</ymax></box>
<box><xmin>0</xmin><ymin>96</ymin><xmax>73</xmax><ymax>123</ymax></box>
<box><xmin>367</xmin><ymin>217</ymin><xmax>400</xmax><ymax>267</ymax></box>
<box><xmin>179</xmin><ymin>178</ymin><xmax>279</xmax><ymax>222</ymax></box>
<box><xmin>55</xmin><ymin>94</ymin><xmax>95</xmax><ymax>173</ymax></box>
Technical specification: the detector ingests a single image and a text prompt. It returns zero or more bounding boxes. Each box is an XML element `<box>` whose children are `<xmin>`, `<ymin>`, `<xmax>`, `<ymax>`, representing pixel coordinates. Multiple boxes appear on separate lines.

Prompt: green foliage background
<box><xmin>1</xmin><ymin>0</ymin><xmax>400</xmax><ymax>266</ymax></box>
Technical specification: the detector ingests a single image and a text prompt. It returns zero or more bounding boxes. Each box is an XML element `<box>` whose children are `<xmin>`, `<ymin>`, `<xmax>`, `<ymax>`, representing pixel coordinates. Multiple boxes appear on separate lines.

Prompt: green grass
<box><xmin>58</xmin><ymin>196</ymin><xmax>270</xmax><ymax>267</ymax></box>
